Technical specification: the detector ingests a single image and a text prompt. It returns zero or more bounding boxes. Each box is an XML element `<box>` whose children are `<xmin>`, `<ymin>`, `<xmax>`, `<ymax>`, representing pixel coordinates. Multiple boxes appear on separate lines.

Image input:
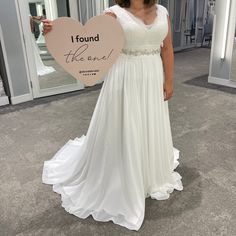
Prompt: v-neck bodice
<box><xmin>121</xmin><ymin>4</ymin><xmax>159</xmax><ymax>28</ymax></box>
<box><xmin>103</xmin><ymin>4</ymin><xmax>169</xmax><ymax>51</ymax></box>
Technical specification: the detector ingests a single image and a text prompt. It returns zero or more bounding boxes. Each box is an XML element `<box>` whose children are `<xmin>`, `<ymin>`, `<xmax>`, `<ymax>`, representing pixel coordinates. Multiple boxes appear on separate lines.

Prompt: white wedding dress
<box><xmin>31</xmin><ymin>32</ymin><xmax>55</xmax><ymax>76</ymax></box>
<box><xmin>42</xmin><ymin>4</ymin><xmax>183</xmax><ymax>231</ymax></box>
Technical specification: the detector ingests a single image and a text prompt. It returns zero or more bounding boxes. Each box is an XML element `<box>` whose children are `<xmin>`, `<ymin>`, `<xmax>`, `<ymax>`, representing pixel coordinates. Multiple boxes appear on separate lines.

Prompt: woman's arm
<box><xmin>161</xmin><ymin>16</ymin><xmax>174</xmax><ymax>101</ymax></box>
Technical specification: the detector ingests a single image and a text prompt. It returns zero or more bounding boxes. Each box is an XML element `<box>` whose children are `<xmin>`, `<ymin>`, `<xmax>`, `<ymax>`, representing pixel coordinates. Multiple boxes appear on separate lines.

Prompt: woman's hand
<box><xmin>42</xmin><ymin>19</ymin><xmax>53</xmax><ymax>35</ymax></box>
<box><xmin>32</xmin><ymin>16</ymin><xmax>45</xmax><ymax>24</ymax></box>
<box><xmin>163</xmin><ymin>80</ymin><xmax>173</xmax><ymax>101</ymax></box>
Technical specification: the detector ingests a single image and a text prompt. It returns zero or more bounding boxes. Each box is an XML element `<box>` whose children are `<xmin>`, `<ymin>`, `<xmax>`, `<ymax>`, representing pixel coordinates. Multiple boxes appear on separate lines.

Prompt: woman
<box><xmin>42</xmin><ymin>0</ymin><xmax>183</xmax><ymax>231</ymax></box>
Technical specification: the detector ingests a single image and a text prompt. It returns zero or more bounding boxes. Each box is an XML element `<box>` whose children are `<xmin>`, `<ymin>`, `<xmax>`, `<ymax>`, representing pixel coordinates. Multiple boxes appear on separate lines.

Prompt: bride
<box><xmin>41</xmin><ymin>0</ymin><xmax>183</xmax><ymax>231</ymax></box>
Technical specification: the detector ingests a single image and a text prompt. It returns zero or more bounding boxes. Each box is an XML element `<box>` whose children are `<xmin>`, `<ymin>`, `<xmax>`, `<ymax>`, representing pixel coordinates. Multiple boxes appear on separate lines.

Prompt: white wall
<box><xmin>208</xmin><ymin>0</ymin><xmax>236</xmax><ymax>88</ymax></box>
<box><xmin>0</xmin><ymin>0</ymin><xmax>32</xmax><ymax>103</ymax></box>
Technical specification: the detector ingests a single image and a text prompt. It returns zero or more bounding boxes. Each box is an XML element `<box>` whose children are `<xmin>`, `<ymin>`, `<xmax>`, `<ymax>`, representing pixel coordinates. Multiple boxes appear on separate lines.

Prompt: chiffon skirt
<box><xmin>42</xmin><ymin>52</ymin><xmax>183</xmax><ymax>231</ymax></box>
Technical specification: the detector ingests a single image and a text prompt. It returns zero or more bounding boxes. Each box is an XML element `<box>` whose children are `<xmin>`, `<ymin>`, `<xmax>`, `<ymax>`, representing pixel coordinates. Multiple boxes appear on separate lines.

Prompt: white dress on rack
<box><xmin>42</xmin><ymin>4</ymin><xmax>183</xmax><ymax>231</ymax></box>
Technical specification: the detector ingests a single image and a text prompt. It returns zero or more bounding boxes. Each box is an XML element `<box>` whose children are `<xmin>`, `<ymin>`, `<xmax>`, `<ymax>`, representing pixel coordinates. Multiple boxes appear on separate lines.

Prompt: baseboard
<box><xmin>10</xmin><ymin>93</ymin><xmax>33</xmax><ymax>105</ymax></box>
<box><xmin>174</xmin><ymin>44</ymin><xmax>203</xmax><ymax>52</ymax></box>
<box><xmin>208</xmin><ymin>76</ymin><xmax>236</xmax><ymax>88</ymax></box>
<box><xmin>0</xmin><ymin>96</ymin><xmax>9</xmax><ymax>106</ymax></box>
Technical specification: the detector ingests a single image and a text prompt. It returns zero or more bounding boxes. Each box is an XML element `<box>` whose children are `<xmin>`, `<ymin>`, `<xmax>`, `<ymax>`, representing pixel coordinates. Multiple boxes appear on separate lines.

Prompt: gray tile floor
<box><xmin>0</xmin><ymin>48</ymin><xmax>236</xmax><ymax>236</ymax></box>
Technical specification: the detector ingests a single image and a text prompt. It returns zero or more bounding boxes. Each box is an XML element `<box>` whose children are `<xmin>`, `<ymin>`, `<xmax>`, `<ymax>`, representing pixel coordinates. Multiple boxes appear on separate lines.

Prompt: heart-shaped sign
<box><xmin>45</xmin><ymin>16</ymin><xmax>125</xmax><ymax>86</ymax></box>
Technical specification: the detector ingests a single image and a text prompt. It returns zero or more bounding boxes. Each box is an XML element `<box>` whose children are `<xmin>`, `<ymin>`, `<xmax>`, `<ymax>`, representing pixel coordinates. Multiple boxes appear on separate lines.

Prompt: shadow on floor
<box><xmin>183</xmin><ymin>74</ymin><xmax>236</xmax><ymax>94</ymax></box>
<box><xmin>0</xmin><ymin>83</ymin><xmax>103</xmax><ymax>115</ymax></box>
<box><xmin>14</xmin><ymin>165</ymin><xmax>201</xmax><ymax>235</ymax></box>
<box><xmin>145</xmin><ymin>165</ymin><xmax>201</xmax><ymax>221</ymax></box>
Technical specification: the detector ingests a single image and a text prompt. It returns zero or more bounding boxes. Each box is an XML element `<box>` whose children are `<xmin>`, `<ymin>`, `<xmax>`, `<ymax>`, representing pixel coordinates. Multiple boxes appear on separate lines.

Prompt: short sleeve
<box><xmin>159</xmin><ymin>5</ymin><xmax>169</xmax><ymax>16</ymax></box>
<box><xmin>103</xmin><ymin>7</ymin><xmax>114</xmax><ymax>14</ymax></box>
<box><xmin>164</xmin><ymin>7</ymin><xmax>169</xmax><ymax>16</ymax></box>
<box><xmin>159</xmin><ymin>5</ymin><xmax>169</xmax><ymax>48</ymax></box>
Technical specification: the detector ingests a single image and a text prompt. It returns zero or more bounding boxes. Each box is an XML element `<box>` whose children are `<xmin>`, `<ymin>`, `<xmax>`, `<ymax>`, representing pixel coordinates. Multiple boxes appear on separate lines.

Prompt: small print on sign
<box><xmin>45</xmin><ymin>16</ymin><xmax>125</xmax><ymax>86</ymax></box>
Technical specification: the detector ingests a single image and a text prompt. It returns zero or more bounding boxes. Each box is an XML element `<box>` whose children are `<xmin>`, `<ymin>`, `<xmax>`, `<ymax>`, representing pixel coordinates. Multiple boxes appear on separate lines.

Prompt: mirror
<box><xmin>169</xmin><ymin>0</ymin><xmax>215</xmax><ymax>50</ymax></box>
<box><xmin>201</xmin><ymin>0</ymin><xmax>215</xmax><ymax>47</ymax></box>
<box><xmin>29</xmin><ymin>0</ymin><xmax>78</xmax><ymax>90</ymax></box>
<box><xmin>172</xmin><ymin>0</ymin><xmax>197</xmax><ymax>48</ymax></box>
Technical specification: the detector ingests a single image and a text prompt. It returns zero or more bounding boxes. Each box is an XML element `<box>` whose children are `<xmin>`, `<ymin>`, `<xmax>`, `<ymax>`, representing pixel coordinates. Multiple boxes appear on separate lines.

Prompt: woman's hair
<box><xmin>114</xmin><ymin>0</ymin><xmax>158</xmax><ymax>8</ymax></box>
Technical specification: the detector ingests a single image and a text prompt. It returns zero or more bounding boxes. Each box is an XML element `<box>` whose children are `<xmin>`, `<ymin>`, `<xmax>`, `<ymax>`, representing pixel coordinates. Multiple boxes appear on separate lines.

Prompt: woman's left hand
<box><xmin>163</xmin><ymin>80</ymin><xmax>173</xmax><ymax>101</ymax></box>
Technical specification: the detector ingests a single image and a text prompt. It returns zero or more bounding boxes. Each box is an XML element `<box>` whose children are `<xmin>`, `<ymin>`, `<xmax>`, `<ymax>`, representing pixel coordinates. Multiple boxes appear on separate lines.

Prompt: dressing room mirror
<box><xmin>18</xmin><ymin>0</ymin><xmax>108</xmax><ymax>98</ymax></box>
<box><xmin>172</xmin><ymin>0</ymin><xmax>197</xmax><ymax>48</ymax></box>
<box><xmin>169</xmin><ymin>0</ymin><xmax>215</xmax><ymax>50</ymax></box>
<box><xmin>28</xmin><ymin>0</ymin><xmax>79</xmax><ymax>90</ymax></box>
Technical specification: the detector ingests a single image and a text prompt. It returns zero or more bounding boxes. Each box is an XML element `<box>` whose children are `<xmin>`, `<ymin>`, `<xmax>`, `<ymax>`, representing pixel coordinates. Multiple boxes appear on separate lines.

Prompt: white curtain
<box><xmin>174</xmin><ymin>0</ymin><xmax>184</xmax><ymax>32</ymax></box>
<box><xmin>196</xmin><ymin>0</ymin><xmax>206</xmax><ymax>28</ymax></box>
<box><xmin>44</xmin><ymin>0</ymin><xmax>58</xmax><ymax>20</ymax></box>
<box><xmin>183</xmin><ymin>0</ymin><xmax>196</xmax><ymax>32</ymax></box>
<box><xmin>77</xmin><ymin>0</ymin><xmax>105</xmax><ymax>24</ymax></box>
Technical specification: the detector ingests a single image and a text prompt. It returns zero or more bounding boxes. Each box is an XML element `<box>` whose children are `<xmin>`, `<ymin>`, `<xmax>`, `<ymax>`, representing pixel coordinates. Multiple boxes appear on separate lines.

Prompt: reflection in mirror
<box><xmin>230</xmin><ymin>24</ymin><xmax>236</xmax><ymax>81</ymax></box>
<box><xmin>182</xmin><ymin>0</ymin><xmax>197</xmax><ymax>47</ymax></box>
<box><xmin>29</xmin><ymin>0</ymin><xmax>78</xmax><ymax>90</ymax></box>
<box><xmin>201</xmin><ymin>0</ymin><xmax>215</xmax><ymax>47</ymax></box>
<box><xmin>173</xmin><ymin>0</ymin><xmax>197</xmax><ymax>47</ymax></box>
<box><xmin>169</xmin><ymin>0</ymin><xmax>215</xmax><ymax>49</ymax></box>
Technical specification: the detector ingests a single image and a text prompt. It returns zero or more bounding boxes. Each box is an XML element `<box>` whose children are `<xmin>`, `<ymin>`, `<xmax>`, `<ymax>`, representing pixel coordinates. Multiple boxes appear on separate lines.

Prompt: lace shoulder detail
<box><xmin>158</xmin><ymin>4</ymin><xmax>169</xmax><ymax>16</ymax></box>
<box><xmin>103</xmin><ymin>6</ymin><xmax>119</xmax><ymax>19</ymax></box>
<box><xmin>103</xmin><ymin>7</ymin><xmax>113</xmax><ymax>14</ymax></box>
<box><xmin>103</xmin><ymin>5</ymin><xmax>117</xmax><ymax>14</ymax></box>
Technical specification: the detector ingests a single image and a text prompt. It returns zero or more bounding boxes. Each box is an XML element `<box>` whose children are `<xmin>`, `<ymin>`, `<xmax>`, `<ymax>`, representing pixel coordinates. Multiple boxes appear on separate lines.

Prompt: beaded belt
<box><xmin>121</xmin><ymin>48</ymin><xmax>161</xmax><ymax>56</ymax></box>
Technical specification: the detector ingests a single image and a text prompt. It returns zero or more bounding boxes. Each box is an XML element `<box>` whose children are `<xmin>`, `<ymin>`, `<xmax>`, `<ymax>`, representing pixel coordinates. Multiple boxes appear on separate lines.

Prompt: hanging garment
<box><xmin>31</xmin><ymin>32</ymin><xmax>55</xmax><ymax>76</ymax></box>
<box><xmin>0</xmin><ymin>75</ymin><xmax>5</xmax><ymax>96</ymax></box>
<box><xmin>42</xmin><ymin>3</ymin><xmax>183</xmax><ymax>231</ymax></box>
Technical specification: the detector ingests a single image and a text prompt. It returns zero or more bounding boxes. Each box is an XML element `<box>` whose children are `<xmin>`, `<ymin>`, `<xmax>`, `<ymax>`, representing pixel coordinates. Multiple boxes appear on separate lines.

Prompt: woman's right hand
<box><xmin>42</xmin><ymin>19</ymin><xmax>53</xmax><ymax>35</ymax></box>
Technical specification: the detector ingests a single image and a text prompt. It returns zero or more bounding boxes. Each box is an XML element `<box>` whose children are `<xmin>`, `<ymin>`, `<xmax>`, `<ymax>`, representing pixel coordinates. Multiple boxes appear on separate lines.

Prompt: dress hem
<box><xmin>42</xmin><ymin>136</ymin><xmax>183</xmax><ymax>231</ymax></box>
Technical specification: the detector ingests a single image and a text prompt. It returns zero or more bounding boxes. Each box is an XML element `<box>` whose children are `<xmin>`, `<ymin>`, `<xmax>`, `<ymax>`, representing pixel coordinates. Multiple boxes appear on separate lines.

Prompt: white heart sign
<box><xmin>45</xmin><ymin>16</ymin><xmax>125</xmax><ymax>86</ymax></box>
